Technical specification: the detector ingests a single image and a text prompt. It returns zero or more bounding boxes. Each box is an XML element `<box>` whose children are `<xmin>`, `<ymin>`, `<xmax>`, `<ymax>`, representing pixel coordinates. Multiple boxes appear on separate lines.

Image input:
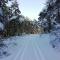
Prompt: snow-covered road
<box><xmin>14</xmin><ymin>35</ymin><xmax>45</xmax><ymax>60</ymax></box>
<box><xmin>1</xmin><ymin>34</ymin><xmax>60</xmax><ymax>60</ymax></box>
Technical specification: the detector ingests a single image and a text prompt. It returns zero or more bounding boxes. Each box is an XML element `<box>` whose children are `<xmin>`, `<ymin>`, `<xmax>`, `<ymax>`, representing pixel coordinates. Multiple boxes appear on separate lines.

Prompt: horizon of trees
<box><xmin>1</xmin><ymin>0</ymin><xmax>60</xmax><ymax>37</ymax></box>
<box><xmin>0</xmin><ymin>0</ymin><xmax>42</xmax><ymax>37</ymax></box>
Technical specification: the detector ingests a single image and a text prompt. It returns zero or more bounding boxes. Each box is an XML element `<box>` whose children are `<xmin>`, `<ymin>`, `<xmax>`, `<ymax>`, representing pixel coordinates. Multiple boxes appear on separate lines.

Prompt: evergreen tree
<box><xmin>38</xmin><ymin>0</ymin><xmax>60</xmax><ymax>32</ymax></box>
<box><xmin>9</xmin><ymin>0</ymin><xmax>21</xmax><ymax>20</ymax></box>
<box><xmin>38</xmin><ymin>0</ymin><xmax>60</xmax><ymax>47</ymax></box>
<box><xmin>0</xmin><ymin>0</ymin><xmax>12</xmax><ymax>37</ymax></box>
<box><xmin>0</xmin><ymin>0</ymin><xmax>12</xmax><ymax>22</ymax></box>
<box><xmin>4</xmin><ymin>0</ymin><xmax>21</xmax><ymax>37</ymax></box>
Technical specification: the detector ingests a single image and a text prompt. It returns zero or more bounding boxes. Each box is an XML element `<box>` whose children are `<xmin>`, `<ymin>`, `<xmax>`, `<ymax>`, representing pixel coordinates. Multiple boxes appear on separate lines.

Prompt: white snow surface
<box><xmin>0</xmin><ymin>22</ymin><xmax>4</xmax><ymax>30</ymax></box>
<box><xmin>0</xmin><ymin>34</ymin><xmax>60</xmax><ymax>60</ymax></box>
<box><xmin>10</xmin><ymin>16</ymin><xmax>17</xmax><ymax>21</ymax></box>
<box><xmin>0</xmin><ymin>8</ymin><xmax>3</xmax><ymax>16</ymax></box>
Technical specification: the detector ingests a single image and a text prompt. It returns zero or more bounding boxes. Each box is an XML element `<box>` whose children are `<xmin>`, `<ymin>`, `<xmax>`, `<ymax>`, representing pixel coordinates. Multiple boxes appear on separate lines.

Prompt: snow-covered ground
<box><xmin>0</xmin><ymin>34</ymin><xmax>60</xmax><ymax>60</ymax></box>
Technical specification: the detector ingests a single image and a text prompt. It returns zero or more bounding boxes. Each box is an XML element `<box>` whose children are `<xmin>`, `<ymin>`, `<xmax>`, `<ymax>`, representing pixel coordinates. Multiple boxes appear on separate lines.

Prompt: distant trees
<box><xmin>4</xmin><ymin>18</ymin><xmax>20</xmax><ymax>36</ymax></box>
<box><xmin>4</xmin><ymin>16</ymin><xmax>40</xmax><ymax>37</ymax></box>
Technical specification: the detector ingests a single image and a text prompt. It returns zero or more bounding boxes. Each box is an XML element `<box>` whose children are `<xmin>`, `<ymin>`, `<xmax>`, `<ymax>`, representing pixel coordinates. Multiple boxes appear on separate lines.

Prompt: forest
<box><xmin>0</xmin><ymin>0</ymin><xmax>60</xmax><ymax>60</ymax></box>
<box><xmin>0</xmin><ymin>0</ymin><xmax>43</xmax><ymax>38</ymax></box>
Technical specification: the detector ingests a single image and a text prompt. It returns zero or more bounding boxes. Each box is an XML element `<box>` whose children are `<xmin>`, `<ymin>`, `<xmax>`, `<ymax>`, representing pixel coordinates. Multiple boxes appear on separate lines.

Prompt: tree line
<box><xmin>0</xmin><ymin>0</ymin><xmax>41</xmax><ymax>37</ymax></box>
<box><xmin>38</xmin><ymin>0</ymin><xmax>60</xmax><ymax>33</ymax></box>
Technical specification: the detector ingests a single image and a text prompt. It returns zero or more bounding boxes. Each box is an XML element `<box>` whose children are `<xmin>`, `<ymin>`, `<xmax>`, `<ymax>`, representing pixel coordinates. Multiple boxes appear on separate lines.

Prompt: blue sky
<box><xmin>17</xmin><ymin>0</ymin><xmax>47</xmax><ymax>20</ymax></box>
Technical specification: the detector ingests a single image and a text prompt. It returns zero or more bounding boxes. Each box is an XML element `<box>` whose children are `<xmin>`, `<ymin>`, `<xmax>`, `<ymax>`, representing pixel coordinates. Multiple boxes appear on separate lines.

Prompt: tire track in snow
<box><xmin>31</xmin><ymin>40</ymin><xmax>42</xmax><ymax>60</ymax></box>
<box><xmin>14</xmin><ymin>35</ymin><xmax>46</xmax><ymax>60</ymax></box>
<box><xmin>17</xmin><ymin>39</ymin><xmax>39</xmax><ymax>60</ymax></box>
<box><xmin>19</xmin><ymin>40</ymin><xmax>39</xmax><ymax>60</ymax></box>
<box><xmin>18</xmin><ymin>45</ymin><xmax>28</xmax><ymax>60</ymax></box>
<box><xmin>34</xmin><ymin>41</ymin><xmax>46</xmax><ymax>60</ymax></box>
<box><xmin>13</xmin><ymin>40</ymin><xmax>27</xmax><ymax>60</ymax></box>
<box><xmin>14</xmin><ymin>46</ymin><xmax>25</xmax><ymax>60</ymax></box>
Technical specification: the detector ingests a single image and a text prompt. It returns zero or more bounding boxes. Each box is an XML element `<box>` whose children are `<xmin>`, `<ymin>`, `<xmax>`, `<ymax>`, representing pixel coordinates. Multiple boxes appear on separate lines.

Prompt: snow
<box><xmin>50</xmin><ymin>23</ymin><xmax>60</xmax><ymax>50</ymax></box>
<box><xmin>19</xmin><ymin>17</ymin><xmax>25</xmax><ymax>22</ymax></box>
<box><xmin>10</xmin><ymin>16</ymin><xmax>17</xmax><ymax>21</ymax></box>
<box><xmin>0</xmin><ymin>8</ymin><xmax>3</xmax><ymax>16</ymax></box>
<box><xmin>0</xmin><ymin>34</ymin><xmax>60</xmax><ymax>60</ymax></box>
<box><xmin>0</xmin><ymin>22</ymin><xmax>4</xmax><ymax>30</ymax></box>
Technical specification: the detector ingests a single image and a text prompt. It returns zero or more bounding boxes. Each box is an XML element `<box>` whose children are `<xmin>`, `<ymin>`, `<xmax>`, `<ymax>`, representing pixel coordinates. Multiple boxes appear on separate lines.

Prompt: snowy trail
<box><xmin>13</xmin><ymin>44</ymin><xmax>26</xmax><ymax>60</ymax></box>
<box><xmin>13</xmin><ymin>35</ymin><xmax>46</xmax><ymax>60</ymax></box>
<box><xmin>34</xmin><ymin>41</ymin><xmax>45</xmax><ymax>60</ymax></box>
<box><xmin>1</xmin><ymin>34</ymin><xmax>60</xmax><ymax>60</ymax></box>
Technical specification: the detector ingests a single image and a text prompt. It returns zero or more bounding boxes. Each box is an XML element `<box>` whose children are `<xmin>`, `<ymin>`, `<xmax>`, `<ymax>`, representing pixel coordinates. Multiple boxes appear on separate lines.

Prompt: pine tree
<box><xmin>38</xmin><ymin>0</ymin><xmax>60</xmax><ymax>47</ymax></box>
<box><xmin>38</xmin><ymin>0</ymin><xmax>60</xmax><ymax>32</ymax></box>
<box><xmin>9</xmin><ymin>0</ymin><xmax>21</xmax><ymax>20</ymax></box>
<box><xmin>0</xmin><ymin>0</ymin><xmax>11</xmax><ymax>37</ymax></box>
<box><xmin>4</xmin><ymin>0</ymin><xmax>21</xmax><ymax>37</ymax></box>
<box><xmin>0</xmin><ymin>0</ymin><xmax>11</xmax><ymax>22</ymax></box>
